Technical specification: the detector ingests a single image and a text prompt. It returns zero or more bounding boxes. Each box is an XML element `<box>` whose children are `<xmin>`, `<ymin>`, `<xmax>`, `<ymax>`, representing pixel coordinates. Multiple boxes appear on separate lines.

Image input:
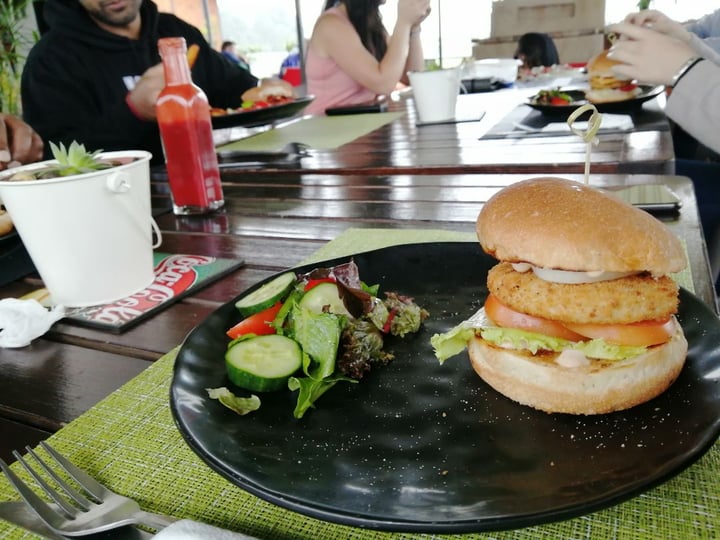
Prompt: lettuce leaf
<box><xmin>431</xmin><ymin>308</ymin><xmax>647</xmax><ymax>363</ymax></box>
<box><xmin>206</xmin><ymin>387</ymin><xmax>261</xmax><ymax>415</ymax></box>
<box><xmin>291</xmin><ymin>305</ymin><xmax>342</xmax><ymax>380</ymax></box>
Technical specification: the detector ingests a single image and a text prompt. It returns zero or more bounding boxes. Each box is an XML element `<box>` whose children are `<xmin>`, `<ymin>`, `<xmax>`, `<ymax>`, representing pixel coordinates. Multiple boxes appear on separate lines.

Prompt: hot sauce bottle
<box><xmin>156</xmin><ymin>37</ymin><xmax>224</xmax><ymax>215</ymax></box>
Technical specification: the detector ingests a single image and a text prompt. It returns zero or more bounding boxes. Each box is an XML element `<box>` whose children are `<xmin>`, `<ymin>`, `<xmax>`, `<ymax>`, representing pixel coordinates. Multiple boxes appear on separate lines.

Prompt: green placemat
<box><xmin>0</xmin><ymin>229</ymin><xmax>714</xmax><ymax>540</ymax></box>
<box><xmin>301</xmin><ymin>228</ymin><xmax>477</xmax><ymax>265</ymax></box>
<box><xmin>216</xmin><ymin>112</ymin><xmax>403</xmax><ymax>152</ymax></box>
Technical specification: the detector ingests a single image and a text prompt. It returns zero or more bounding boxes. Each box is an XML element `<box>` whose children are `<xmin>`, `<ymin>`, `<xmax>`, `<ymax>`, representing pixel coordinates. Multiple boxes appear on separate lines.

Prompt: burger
<box><xmin>0</xmin><ymin>207</ymin><xmax>13</xmax><ymax>236</ymax></box>
<box><xmin>585</xmin><ymin>48</ymin><xmax>641</xmax><ymax>103</ymax></box>
<box><xmin>431</xmin><ymin>177</ymin><xmax>688</xmax><ymax>415</ymax></box>
<box><xmin>241</xmin><ymin>82</ymin><xmax>294</xmax><ymax>103</ymax></box>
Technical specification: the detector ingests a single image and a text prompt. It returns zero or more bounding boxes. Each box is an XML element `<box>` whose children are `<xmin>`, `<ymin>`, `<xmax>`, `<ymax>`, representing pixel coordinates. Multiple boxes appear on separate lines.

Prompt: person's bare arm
<box><xmin>312</xmin><ymin>0</ymin><xmax>430</xmax><ymax>95</ymax></box>
<box><xmin>400</xmin><ymin>20</ymin><xmax>429</xmax><ymax>85</ymax></box>
<box><xmin>0</xmin><ymin>115</ymin><xmax>43</xmax><ymax>170</ymax></box>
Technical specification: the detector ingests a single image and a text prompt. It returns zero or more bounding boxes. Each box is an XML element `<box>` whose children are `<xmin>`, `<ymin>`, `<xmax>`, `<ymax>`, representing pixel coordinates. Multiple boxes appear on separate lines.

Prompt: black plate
<box><xmin>170</xmin><ymin>242</ymin><xmax>720</xmax><ymax>533</ymax></box>
<box><xmin>527</xmin><ymin>85</ymin><xmax>664</xmax><ymax>117</ymax></box>
<box><xmin>211</xmin><ymin>96</ymin><xmax>314</xmax><ymax>129</ymax></box>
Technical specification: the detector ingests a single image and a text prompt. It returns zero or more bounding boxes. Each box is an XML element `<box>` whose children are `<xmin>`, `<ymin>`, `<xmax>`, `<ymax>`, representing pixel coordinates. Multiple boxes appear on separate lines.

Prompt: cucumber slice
<box><xmin>298</xmin><ymin>282</ymin><xmax>352</xmax><ymax>316</ymax></box>
<box><xmin>235</xmin><ymin>272</ymin><xmax>296</xmax><ymax>317</ymax></box>
<box><xmin>226</xmin><ymin>334</ymin><xmax>302</xmax><ymax>392</ymax></box>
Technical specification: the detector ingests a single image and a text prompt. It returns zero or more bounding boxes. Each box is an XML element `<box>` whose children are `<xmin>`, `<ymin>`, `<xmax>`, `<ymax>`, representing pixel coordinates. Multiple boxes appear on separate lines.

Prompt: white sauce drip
<box><xmin>556</xmin><ymin>349</ymin><xmax>590</xmax><ymax>368</ymax></box>
<box><xmin>511</xmin><ymin>262</ymin><xmax>637</xmax><ymax>284</ymax></box>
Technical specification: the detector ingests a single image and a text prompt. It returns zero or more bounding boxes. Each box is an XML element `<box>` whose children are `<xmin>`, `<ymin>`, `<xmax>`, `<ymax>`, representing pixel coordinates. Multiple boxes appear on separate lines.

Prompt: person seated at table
<box><xmin>609</xmin><ymin>15</ymin><xmax>720</xmax><ymax>286</ymax></box>
<box><xmin>514</xmin><ymin>32</ymin><xmax>559</xmax><ymax>71</ymax></box>
<box><xmin>304</xmin><ymin>0</ymin><xmax>431</xmax><ymax>114</ymax></box>
<box><xmin>220</xmin><ymin>40</ymin><xmax>250</xmax><ymax>71</ymax></box>
<box><xmin>0</xmin><ymin>114</ymin><xmax>43</xmax><ymax>171</ymax></box>
<box><xmin>20</xmin><ymin>0</ymin><xmax>288</xmax><ymax>165</ymax></box>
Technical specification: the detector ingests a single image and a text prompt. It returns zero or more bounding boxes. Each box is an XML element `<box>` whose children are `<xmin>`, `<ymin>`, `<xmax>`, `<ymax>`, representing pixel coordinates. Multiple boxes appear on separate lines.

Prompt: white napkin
<box><xmin>0</xmin><ymin>298</ymin><xmax>65</xmax><ymax>348</ymax></box>
<box><xmin>539</xmin><ymin>113</ymin><xmax>634</xmax><ymax>134</ymax></box>
<box><xmin>153</xmin><ymin>520</ymin><xmax>258</xmax><ymax>540</ymax></box>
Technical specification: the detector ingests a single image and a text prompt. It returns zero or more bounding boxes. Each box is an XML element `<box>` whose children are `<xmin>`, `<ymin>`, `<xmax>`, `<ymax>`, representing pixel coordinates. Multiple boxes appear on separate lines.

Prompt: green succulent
<box><xmin>5</xmin><ymin>141</ymin><xmax>112</xmax><ymax>181</ymax></box>
<box><xmin>48</xmin><ymin>141</ymin><xmax>111</xmax><ymax>177</ymax></box>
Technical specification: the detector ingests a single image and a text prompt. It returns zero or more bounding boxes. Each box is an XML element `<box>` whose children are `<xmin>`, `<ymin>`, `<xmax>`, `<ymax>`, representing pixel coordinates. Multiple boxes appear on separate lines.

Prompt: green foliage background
<box><xmin>0</xmin><ymin>0</ymin><xmax>37</xmax><ymax>115</ymax></box>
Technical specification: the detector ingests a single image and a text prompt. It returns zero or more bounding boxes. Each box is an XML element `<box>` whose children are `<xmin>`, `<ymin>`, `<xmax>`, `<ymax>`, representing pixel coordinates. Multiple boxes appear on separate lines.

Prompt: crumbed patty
<box><xmin>487</xmin><ymin>262</ymin><xmax>679</xmax><ymax>324</ymax></box>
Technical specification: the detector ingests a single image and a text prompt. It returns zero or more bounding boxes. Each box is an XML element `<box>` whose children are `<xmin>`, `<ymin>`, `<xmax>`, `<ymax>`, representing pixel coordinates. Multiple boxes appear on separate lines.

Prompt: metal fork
<box><xmin>0</xmin><ymin>442</ymin><xmax>178</xmax><ymax>536</ymax></box>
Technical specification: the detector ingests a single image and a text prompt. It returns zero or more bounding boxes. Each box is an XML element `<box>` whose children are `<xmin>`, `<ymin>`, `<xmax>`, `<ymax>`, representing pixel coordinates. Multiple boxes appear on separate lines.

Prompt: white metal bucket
<box><xmin>0</xmin><ymin>151</ymin><xmax>162</xmax><ymax>307</ymax></box>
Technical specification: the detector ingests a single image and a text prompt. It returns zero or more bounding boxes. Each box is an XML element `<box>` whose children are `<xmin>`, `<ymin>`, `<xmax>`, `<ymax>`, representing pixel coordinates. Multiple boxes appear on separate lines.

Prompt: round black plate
<box><xmin>527</xmin><ymin>85</ymin><xmax>664</xmax><ymax>117</ymax></box>
<box><xmin>211</xmin><ymin>96</ymin><xmax>314</xmax><ymax>129</ymax></box>
<box><xmin>170</xmin><ymin>242</ymin><xmax>720</xmax><ymax>533</ymax></box>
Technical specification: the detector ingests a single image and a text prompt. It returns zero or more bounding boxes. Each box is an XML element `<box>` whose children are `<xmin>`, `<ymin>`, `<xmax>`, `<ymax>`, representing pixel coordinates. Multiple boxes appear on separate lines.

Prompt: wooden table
<box><xmin>215</xmin><ymin>89</ymin><xmax>675</xmax><ymax>176</ymax></box>
<box><xmin>0</xmin><ymin>172</ymin><xmax>713</xmax><ymax>466</ymax></box>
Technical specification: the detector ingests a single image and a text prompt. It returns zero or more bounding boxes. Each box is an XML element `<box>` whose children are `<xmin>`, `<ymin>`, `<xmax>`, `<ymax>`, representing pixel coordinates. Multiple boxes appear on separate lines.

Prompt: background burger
<box><xmin>241</xmin><ymin>81</ymin><xmax>294</xmax><ymax>103</ymax></box>
<box><xmin>586</xmin><ymin>48</ymin><xmax>641</xmax><ymax>103</ymax></box>
<box><xmin>0</xmin><ymin>206</ymin><xmax>12</xmax><ymax>236</ymax></box>
<box><xmin>431</xmin><ymin>177</ymin><xmax>688</xmax><ymax>415</ymax></box>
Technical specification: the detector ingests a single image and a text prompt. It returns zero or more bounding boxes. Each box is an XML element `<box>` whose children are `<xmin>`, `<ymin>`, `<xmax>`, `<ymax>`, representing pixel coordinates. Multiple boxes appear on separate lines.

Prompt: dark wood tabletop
<box><xmin>0</xmin><ymin>172</ymin><xmax>713</xmax><ymax>466</ymax></box>
<box><xmin>214</xmin><ymin>90</ymin><xmax>675</xmax><ymax>177</ymax></box>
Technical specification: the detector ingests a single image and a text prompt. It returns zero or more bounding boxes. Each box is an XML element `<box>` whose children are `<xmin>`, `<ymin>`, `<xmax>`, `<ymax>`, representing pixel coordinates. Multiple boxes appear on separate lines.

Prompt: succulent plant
<box><xmin>47</xmin><ymin>141</ymin><xmax>111</xmax><ymax>177</ymax></box>
<box><xmin>5</xmin><ymin>140</ymin><xmax>112</xmax><ymax>181</ymax></box>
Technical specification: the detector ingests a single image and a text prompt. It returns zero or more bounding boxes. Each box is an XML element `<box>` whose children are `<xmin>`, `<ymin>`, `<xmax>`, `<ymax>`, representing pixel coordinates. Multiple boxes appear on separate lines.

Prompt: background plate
<box><xmin>170</xmin><ymin>242</ymin><xmax>720</xmax><ymax>533</ymax></box>
<box><xmin>211</xmin><ymin>96</ymin><xmax>314</xmax><ymax>129</ymax></box>
<box><xmin>527</xmin><ymin>85</ymin><xmax>664</xmax><ymax>117</ymax></box>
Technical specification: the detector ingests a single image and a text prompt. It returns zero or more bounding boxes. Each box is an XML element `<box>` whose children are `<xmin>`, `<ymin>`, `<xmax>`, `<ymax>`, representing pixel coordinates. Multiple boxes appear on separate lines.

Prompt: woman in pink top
<box><xmin>305</xmin><ymin>0</ymin><xmax>430</xmax><ymax>114</ymax></box>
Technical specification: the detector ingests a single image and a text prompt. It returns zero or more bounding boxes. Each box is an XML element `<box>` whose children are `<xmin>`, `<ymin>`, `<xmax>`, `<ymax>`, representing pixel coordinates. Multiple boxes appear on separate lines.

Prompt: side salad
<box><xmin>208</xmin><ymin>260</ymin><xmax>429</xmax><ymax>418</ymax></box>
<box><xmin>532</xmin><ymin>88</ymin><xmax>576</xmax><ymax>106</ymax></box>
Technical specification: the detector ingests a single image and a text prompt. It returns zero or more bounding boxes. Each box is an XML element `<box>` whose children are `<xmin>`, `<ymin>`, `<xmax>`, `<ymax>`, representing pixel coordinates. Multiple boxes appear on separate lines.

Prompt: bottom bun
<box><xmin>468</xmin><ymin>320</ymin><xmax>687</xmax><ymax>415</ymax></box>
<box><xmin>586</xmin><ymin>87</ymin><xmax>641</xmax><ymax>104</ymax></box>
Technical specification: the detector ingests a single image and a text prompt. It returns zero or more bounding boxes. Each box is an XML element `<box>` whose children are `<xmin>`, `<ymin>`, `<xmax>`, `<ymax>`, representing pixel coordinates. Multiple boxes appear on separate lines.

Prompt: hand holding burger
<box><xmin>431</xmin><ymin>177</ymin><xmax>688</xmax><ymax>415</ymax></box>
<box><xmin>605</xmin><ymin>22</ymin><xmax>698</xmax><ymax>87</ymax></box>
<box><xmin>621</xmin><ymin>9</ymin><xmax>693</xmax><ymax>44</ymax></box>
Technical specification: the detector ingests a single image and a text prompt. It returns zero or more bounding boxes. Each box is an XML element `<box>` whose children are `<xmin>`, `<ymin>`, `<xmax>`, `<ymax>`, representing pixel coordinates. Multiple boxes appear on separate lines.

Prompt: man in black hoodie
<box><xmin>22</xmin><ymin>0</ymin><xmax>261</xmax><ymax>165</ymax></box>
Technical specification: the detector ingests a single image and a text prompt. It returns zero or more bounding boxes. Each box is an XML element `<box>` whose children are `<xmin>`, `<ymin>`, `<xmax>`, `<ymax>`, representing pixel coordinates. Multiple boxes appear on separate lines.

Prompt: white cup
<box><xmin>408</xmin><ymin>67</ymin><xmax>461</xmax><ymax>124</ymax></box>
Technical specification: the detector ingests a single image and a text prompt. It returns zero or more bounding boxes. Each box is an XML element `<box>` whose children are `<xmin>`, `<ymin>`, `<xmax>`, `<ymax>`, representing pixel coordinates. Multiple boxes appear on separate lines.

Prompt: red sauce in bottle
<box><xmin>156</xmin><ymin>37</ymin><xmax>224</xmax><ymax>214</ymax></box>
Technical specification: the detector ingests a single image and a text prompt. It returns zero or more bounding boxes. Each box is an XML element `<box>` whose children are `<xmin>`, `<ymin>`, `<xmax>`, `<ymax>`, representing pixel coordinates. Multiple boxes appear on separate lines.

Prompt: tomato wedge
<box><xmin>226</xmin><ymin>302</ymin><xmax>283</xmax><ymax>339</ymax></box>
<box><xmin>303</xmin><ymin>277</ymin><xmax>336</xmax><ymax>291</ymax></box>
<box><xmin>484</xmin><ymin>295</ymin><xmax>585</xmax><ymax>342</ymax></box>
<box><xmin>563</xmin><ymin>318</ymin><xmax>675</xmax><ymax>347</ymax></box>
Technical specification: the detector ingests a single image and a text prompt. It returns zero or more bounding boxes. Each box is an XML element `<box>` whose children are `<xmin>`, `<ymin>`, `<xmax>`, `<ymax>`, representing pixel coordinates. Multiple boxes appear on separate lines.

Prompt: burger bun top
<box><xmin>241</xmin><ymin>81</ymin><xmax>294</xmax><ymax>102</ymax></box>
<box><xmin>476</xmin><ymin>177</ymin><xmax>686</xmax><ymax>275</ymax></box>
<box><xmin>587</xmin><ymin>48</ymin><xmax>629</xmax><ymax>80</ymax></box>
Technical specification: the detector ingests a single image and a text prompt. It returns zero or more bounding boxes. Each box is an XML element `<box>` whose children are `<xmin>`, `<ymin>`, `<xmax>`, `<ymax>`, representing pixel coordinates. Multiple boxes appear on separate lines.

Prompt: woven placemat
<box><xmin>0</xmin><ymin>229</ymin><xmax>715</xmax><ymax>539</ymax></box>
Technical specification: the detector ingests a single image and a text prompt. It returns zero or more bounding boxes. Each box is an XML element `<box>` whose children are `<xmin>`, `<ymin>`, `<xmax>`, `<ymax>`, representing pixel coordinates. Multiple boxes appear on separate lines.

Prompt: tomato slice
<box><xmin>550</xmin><ymin>96</ymin><xmax>569</xmax><ymax>105</ymax></box>
<box><xmin>226</xmin><ymin>302</ymin><xmax>283</xmax><ymax>339</ymax></box>
<box><xmin>563</xmin><ymin>318</ymin><xmax>675</xmax><ymax>347</ymax></box>
<box><xmin>484</xmin><ymin>294</ymin><xmax>675</xmax><ymax>347</ymax></box>
<box><xmin>484</xmin><ymin>295</ymin><xmax>585</xmax><ymax>342</ymax></box>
